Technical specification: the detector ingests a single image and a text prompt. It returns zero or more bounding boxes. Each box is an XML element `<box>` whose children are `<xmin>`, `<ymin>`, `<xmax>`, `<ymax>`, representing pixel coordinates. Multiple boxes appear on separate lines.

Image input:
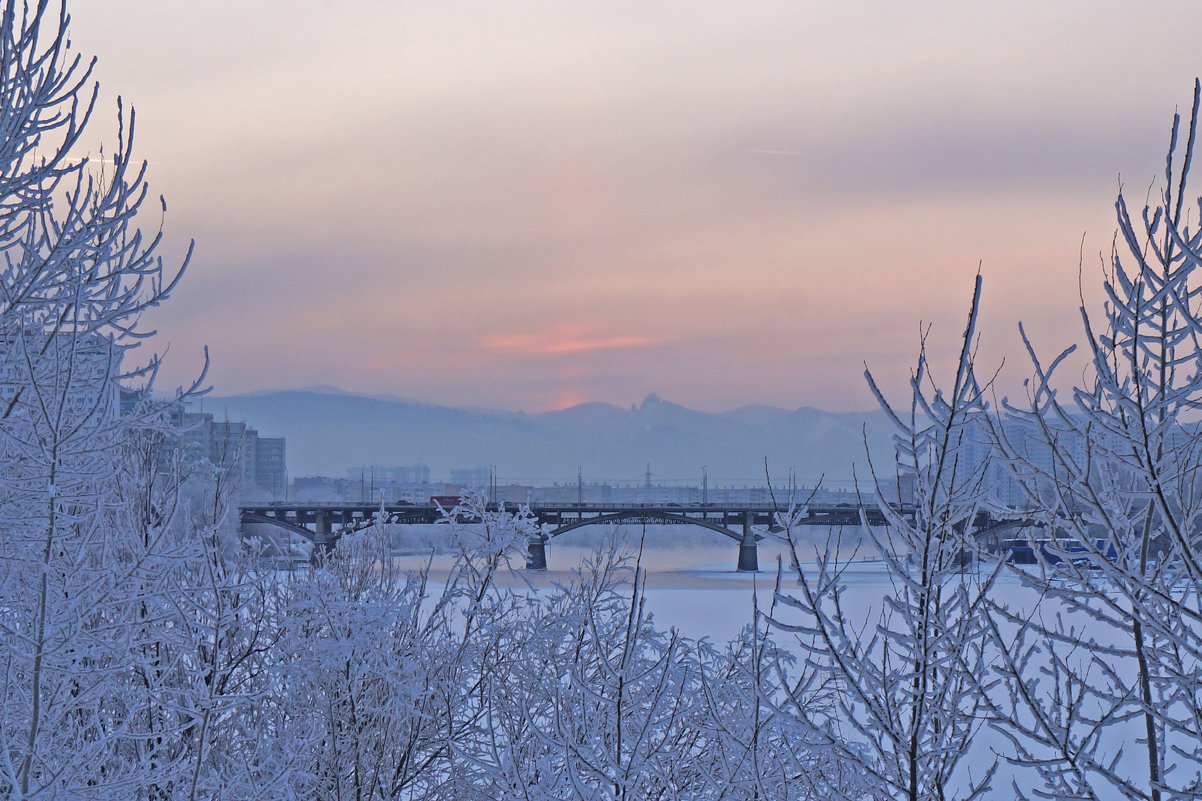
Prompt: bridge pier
<box><xmin>737</xmin><ymin>512</ymin><xmax>758</xmax><ymax>572</ymax></box>
<box><xmin>310</xmin><ymin>512</ymin><xmax>335</xmax><ymax>564</ymax></box>
<box><xmin>526</xmin><ymin>535</ymin><xmax>548</xmax><ymax>571</ymax></box>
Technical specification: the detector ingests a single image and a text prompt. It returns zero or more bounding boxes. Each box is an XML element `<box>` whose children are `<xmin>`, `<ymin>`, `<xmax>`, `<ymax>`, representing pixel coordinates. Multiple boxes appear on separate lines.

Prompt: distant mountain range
<box><xmin>198</xmin><ymin>389</ymin><xmax>899</xmax><ymax>486</ymax></box>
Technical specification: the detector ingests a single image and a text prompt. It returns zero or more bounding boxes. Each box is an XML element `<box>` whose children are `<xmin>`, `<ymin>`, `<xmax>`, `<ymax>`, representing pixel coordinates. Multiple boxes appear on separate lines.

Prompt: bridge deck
<box><xmin>240</xmin><ymin>501</ymin><xmax>910</xmax><ymax>536</ymax></box>
<box><xmin>240</xmin><ymin>501</ymin><xmax>916</xmax><ymax>571</ymax></box>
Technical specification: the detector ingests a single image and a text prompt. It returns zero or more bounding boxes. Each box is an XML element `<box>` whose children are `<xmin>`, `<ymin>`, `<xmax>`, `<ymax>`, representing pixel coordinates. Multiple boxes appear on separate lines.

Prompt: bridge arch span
<box><xmin>547</xmin><ymin>510</ymin><xmax>747</xmax><ymax>542</ymax></box>
<box><xmin>241</xmin><ymin>511</ymin><xmax>320</xmax><ymax>542</ymax></box>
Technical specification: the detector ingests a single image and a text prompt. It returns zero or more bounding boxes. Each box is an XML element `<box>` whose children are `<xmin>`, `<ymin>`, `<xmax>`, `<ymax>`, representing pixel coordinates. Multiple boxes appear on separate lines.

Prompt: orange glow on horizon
<box><xmin>547</xmin><ymin>389</ymin><xmax>590</xmax><ymax>411</ymax></box>
<box><xmin>481</xmin><ymin>331</ymin><xmax>656</xmax><ymax>356</ymax></box>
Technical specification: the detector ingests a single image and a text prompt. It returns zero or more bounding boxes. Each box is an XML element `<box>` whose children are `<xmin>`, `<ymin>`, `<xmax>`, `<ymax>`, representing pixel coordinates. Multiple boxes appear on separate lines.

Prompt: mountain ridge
<box><xmin>202</xmin><ymin>388</ymin><xmax>897</xmax><ymax>484</ymax></box>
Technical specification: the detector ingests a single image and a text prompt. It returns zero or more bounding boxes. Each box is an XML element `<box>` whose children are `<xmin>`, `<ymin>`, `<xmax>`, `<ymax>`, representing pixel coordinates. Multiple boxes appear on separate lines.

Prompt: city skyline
<box><xmin>69</xmin><ymin>2</ymin><xmax>1202</xmax><ymax>413</ymax></box>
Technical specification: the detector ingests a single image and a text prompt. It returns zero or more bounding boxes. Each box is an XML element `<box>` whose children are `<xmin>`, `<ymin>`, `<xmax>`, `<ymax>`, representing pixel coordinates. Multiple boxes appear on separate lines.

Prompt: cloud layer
<box><xmin>69</xmin><ymin>1</ymin><xmax>1202</xmax><ymax>411</ymax></box>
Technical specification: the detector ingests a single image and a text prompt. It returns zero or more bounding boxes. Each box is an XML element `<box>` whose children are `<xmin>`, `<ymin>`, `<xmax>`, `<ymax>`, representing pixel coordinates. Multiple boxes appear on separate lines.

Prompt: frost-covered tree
<box><xmin>764</xmin><ymin>280</ymin><xmax>1001</xmax><ymax>801</ymax></box>
<box><xmin>826</xmin><ymin>80</ymin><xmax>1202</xmax><ymax>801</ymax></box>
<box><xmin>0</xmin><ymin>1</ymin><xmax>203</xmax><ymax>797</ymax></box>
<box><xmin>695</xmin><ymin>599</ymin><xmax>867</xmax><ymax>800</ymax></box>
<box><xmin>459</xmin><ymin>533</ymin><xmax>859</xmax><ymax>801</ymax></box>
<box><xmin>496</xmin><ymin>543</ymin><xmax>707</xmax><ymax>800</ymax></box>
<box><xmin>275</xmin><ymin>493</ymin><xmax>538</xmax><ymax>800</ymax></box>
<box><xmin>974</xmin><ymin>80</ymin><xmax>1202</xmax><ymax>800</ymax></box>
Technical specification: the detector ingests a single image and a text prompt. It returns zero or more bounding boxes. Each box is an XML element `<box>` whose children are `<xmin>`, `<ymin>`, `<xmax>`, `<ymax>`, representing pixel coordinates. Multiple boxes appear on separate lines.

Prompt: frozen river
<box><xmin>387</xmin><ymin>522</ymin><xmax>937</xmax><ymax>641</ymax></box>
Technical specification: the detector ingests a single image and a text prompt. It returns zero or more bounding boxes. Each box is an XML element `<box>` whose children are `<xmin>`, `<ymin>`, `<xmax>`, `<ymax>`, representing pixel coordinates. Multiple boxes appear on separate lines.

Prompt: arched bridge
<box><xmin>239</xmin><ymin>501</ymin><xmax>914</xmax><ymax>572</ymax></box>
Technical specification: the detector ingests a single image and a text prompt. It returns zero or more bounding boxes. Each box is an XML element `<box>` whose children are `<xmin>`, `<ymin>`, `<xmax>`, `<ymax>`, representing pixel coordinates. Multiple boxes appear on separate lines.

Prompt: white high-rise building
<box><xmin>181</xmin><ymin>411</ymin><xmax>287</xmax><ymax>500</ymax></box>
<box><xmin>0</xmin><ymin>328</ymin><xmax>121</xmax><ymax>423</ymax></box>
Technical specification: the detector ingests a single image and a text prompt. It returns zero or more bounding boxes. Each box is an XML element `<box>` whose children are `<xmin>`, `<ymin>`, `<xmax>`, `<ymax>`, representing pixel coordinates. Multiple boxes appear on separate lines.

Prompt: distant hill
<box><xmin>199</xmin><ymin>389</ymin><xmax>898</xmax><ymax>485</ymax></box>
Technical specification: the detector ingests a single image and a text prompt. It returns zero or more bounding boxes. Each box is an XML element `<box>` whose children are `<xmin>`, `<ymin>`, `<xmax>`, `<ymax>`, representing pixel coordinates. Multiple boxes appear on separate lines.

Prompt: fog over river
<box><xmin>384</xmin><ymin>522</ymin><xmax>917</xmax><ymax>642</ymax></box>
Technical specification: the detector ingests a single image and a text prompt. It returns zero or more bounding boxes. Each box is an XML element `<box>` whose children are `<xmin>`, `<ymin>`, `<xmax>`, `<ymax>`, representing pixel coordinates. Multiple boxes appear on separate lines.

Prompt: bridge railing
<box><xmin>243</xmin><ymin>501</ymin><xmax>914</xmax><ymax>512</ymax></box>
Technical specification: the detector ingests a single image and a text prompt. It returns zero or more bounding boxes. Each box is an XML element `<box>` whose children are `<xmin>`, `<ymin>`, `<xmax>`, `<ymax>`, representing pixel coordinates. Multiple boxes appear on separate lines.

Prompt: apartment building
<box><xmin>181</xmin><ymin>411</ymin><xmax>287</xmax><ymax>500</ymax></box>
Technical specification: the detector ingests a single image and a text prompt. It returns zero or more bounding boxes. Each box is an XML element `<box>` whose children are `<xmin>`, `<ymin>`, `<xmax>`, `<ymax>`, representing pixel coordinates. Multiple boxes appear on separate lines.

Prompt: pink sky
<box><xmin>68</xmin><ymin>2</ymin><xmax>1202</xmax><ymax>412</ymax></box>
